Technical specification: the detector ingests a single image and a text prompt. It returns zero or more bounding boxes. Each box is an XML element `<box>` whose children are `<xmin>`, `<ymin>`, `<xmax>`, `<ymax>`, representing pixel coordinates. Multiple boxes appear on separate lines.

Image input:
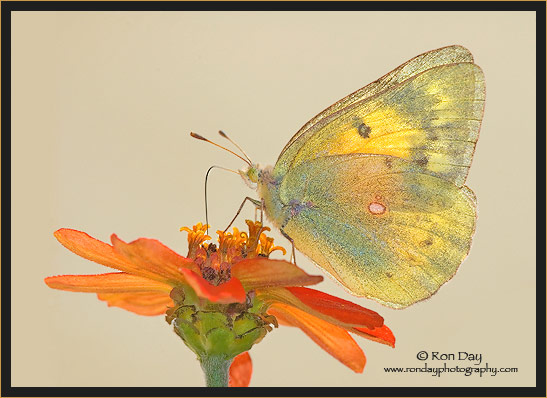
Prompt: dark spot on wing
<box><xmin>427</xmin><ymin>132</ymin><xmax>439</xmax><ymax>141</ymax></box>
<box><xmin>415</xmin><ymin>156</ymin><xmax>428</xmax><ymax>166</ymax></box>
<box><xmin>385</xmin><ymin>272</ymin><xmax>393</xmax><ymax>278</ymax></box>
<box><xmin>384</xmin><ymin>158</ymin><xmax>393</xmax><ymax>169</ymax></box>
<box><xmin>351</xmin><ymin>116</ymin><xmax>372</xmax><ymax>139</ymax></box>
<box><xmin>357</xmin><ymin>123</ymin><xmax>371</xmax><ymax>138</ymax></box>
<box><xmin>420</xmin><ymin>237</ymin><xmax>434</xmax><ymax>247</ymax></box>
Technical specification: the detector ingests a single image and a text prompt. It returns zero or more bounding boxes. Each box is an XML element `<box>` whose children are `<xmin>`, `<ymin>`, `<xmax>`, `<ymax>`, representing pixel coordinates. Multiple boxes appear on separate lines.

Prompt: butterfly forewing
<box><xmin>276</xmin><ymin>62</ymin><xmax>484</xmax><ymax>187</ymax></box>
<box><xmin>274</xmin><ymin>45</ymin><xmax>479</xmax><ymax>182</ymax></box>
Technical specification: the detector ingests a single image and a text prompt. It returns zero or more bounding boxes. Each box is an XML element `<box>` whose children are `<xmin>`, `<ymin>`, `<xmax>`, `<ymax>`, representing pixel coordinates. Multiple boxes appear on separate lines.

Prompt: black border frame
<box><xmin>2</xmin><ymin>1</ymin><xmax>545</xmax><ymax>397</ymax></box>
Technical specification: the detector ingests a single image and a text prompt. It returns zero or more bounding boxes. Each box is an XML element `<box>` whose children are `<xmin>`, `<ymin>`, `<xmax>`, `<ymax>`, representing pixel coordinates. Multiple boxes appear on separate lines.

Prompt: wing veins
<box><xmin>316</xmin><ymin>211</ymin><xmax>443</xmax><ymax>299</ymax></box>
<box><xmin>305</xmin><ymin>211</ymin><xmax>419</xmax><ymax>301</ymax></box>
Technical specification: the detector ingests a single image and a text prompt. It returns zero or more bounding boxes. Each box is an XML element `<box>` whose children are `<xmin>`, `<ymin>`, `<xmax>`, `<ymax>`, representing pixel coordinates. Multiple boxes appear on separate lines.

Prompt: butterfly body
<box><xmin>240</xmin><ymin>45</ymin><xmax>484</xmax><ymax>309</ymax></box>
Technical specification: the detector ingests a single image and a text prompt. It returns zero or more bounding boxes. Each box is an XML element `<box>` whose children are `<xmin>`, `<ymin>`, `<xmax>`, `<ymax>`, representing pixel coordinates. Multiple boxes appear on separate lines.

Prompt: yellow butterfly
<box><xmin>199</xmin><ymin>45</ymin><xmax>485</xmax><ymax>309</ymax></box>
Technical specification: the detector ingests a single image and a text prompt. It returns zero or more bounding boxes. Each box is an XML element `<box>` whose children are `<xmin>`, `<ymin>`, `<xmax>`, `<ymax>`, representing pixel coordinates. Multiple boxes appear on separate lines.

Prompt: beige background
<box><xmin>11</xmin><ymin>11</ymin><xmax>536</xmax><ymax>387</ymax></box>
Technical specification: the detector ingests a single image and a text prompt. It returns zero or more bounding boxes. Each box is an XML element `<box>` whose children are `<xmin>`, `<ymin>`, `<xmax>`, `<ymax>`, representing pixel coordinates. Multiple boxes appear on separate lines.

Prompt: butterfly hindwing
<box><xmin>278</xmin><ymin>154</ymin><xmax>477</xmax><ymax>308</ymax></box>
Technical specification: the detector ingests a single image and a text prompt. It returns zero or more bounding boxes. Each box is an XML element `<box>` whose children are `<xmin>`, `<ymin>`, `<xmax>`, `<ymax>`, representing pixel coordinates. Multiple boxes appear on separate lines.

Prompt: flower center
<box><xmin>181</xmin><ymin>220</ymin><xmax>286</xmax><ymax>285</ymax></box>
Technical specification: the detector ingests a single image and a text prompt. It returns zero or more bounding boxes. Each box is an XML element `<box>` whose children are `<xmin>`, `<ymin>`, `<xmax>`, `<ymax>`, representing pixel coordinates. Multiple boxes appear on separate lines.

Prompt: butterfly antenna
<box><xmin>191</xmin><ymin>132</ymin><xmax>251</xmax><ymax>166</ymax></box>
<box><xmin>218</xmin><ymin>130</ymin><xmax>253</xmax><ymax>164</ymax></box>
<box><xmin>204</xmin><ymin>165</ymin><xmax>239</xmax><ymax>236</ymax></box>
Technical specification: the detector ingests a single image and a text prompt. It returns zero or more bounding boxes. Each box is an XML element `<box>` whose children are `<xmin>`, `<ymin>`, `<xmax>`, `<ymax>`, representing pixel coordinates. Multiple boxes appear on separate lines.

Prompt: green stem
<box><xmin>200</xmin><ymin>355</ymin><xmax>232</xmax><ymax>387</ymax></box>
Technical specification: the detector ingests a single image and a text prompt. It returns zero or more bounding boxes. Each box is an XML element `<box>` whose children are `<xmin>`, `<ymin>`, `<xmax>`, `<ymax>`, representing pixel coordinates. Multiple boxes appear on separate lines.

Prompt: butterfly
<box><xmin>197</xmin><ymin>45</ymin><xmax>485</xmax><ymax>309</ymax></box>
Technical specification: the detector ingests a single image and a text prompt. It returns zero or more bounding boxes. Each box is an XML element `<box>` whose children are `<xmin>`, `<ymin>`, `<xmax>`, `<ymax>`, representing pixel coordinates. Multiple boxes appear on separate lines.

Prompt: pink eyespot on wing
<box><xmin>368</xmin><ymin>202</ymin><xmax>387</xmax><ymax>215</ymax></box>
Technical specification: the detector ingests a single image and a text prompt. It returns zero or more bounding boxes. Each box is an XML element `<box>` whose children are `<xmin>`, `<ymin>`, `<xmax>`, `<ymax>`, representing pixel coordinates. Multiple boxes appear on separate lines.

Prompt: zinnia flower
<box><xmin>45</xmin><ymin>221</ymin><xmax>395</xmax><ymax>387</ymax></box>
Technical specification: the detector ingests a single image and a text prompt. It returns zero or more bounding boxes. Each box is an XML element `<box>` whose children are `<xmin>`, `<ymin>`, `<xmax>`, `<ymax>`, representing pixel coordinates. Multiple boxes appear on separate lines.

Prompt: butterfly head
<box><xmin>239</xmin><ymin>164</ymin><xmax>260</xmax><ymax>189</ymax></box>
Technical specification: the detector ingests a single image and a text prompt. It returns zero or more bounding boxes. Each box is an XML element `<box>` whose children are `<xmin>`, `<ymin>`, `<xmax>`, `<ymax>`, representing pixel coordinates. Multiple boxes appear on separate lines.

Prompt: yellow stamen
<box><xmin>181</xmin><ymin>221</ymin><xmax>287</xmax><ymax>265</ymax></box>
<box><xmin>259</xmin><ymin>234</ymin><xmax>287</xmax><ymax>256</ymax></box>
<box><xmin>245</xmin><ymin>220</ymin><xmax>270</xmax><ymax>258</ymax></box>
<box><xmin>180</xmin><ymin>223</ymin><xmax>211</xmax><ymax>258</ymax></box>
<box><xmin>216</xmin><ymin>227</ymin><xmax>247</xmax><ymax>262</ymax></box>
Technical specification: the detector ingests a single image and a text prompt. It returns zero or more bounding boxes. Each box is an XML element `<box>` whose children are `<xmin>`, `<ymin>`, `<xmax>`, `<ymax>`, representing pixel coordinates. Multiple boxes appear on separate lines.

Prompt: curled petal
<box><xmin>111</xmin><ymin>234</ymin><xmax>199</xmax><ymax>284</ymax></box>
<box><xmin>268</xmin><ymin>303</ymin><xmax>366</xmax><ymax>373</ymax></box>
<box><xmin>258</xmin><ymin>287</ymin><xmax>381</xmax><ymax>330</ymax></box>
<box><xmin>352</xmin><ymin>325</ymin><xmax>396</xmax><ymax>348</ymax></box>
<box><xmin>229</xmin><ymin>352</ymin><xmax>252</xmax><ymax>387</ymax></box>
<box><xmin>179</xmin><ymin>268</ymin><xmax>246</xmax><ymax>304</ymax></box>
<box><xmin>232</xmin><ymin>259</ymin><xmax>323</xmax><ymax>290</ymax></box>
<box><xmin>97</xmin><ymin>292</ymin><xmax>173</xmax><ymax>316</ymax></box>
<box><xmin>286</xmin><ymin>287</ymin><xmax>384</xmax><ymax>329</ymax></box>
<box><xmin>44</xmin><ymin>272</ymin><xmax>173</xmax><ymax>293</ymax></box>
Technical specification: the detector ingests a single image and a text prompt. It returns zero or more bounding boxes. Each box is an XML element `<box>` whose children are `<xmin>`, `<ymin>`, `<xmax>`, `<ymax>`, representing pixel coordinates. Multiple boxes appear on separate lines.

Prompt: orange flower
<box><xmin>45</xmin><ymin>221</ymin><xmax>395</xmax><ymax>387</ymax></box>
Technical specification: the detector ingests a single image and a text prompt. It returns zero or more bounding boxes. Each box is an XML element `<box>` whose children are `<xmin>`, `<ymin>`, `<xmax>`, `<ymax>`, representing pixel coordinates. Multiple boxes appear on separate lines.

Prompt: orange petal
<box><xmin>44</xmin><ymin>272</ymin><xmax>173</xmax><ymax>293</ymax></box>
<box><xmin>229</xmin><ymin>352</ymin><xmax>252</xmax><ymax>387</ymax></box>
<box><xmin>97</xmin><ymin>292</ymin><xmax>173</xmax><ymax>316</ymax></box>
<box><xmin>257</xmin><ymin>287</ymin><xmax>378</xmax><ymax>331</ymax></box>
<box><xmin>179</xmin><ymin>268</ymin><xmax>246</xmax><ymax>304</ymax></box>
<box><xmin>286</xmin><ymin>287</ymin><xmax>383</xmax><ymax>329</ymax></box>
<box><xmin>352</xmin><ymin>325</ymin><xmax>396</xmax><ymax>348</ymax></box>
<box><xmin>111</xmin><ymin>234</ymin><xmax>199</xmax><ymax>284</ymax></box>
<box><xmin>54</xmin><ymin>229</ymin><xmax>157</xmax><ymax>278</ymax></box>
<box><xmin>231</xmin><ymin>258</ymin><xmax>323</xmax><ymax>290</ymax></box>
<box><xmin>267</xmin><ymin>303</ymin><xmax>365</xmax><ymax>373</ymax></box>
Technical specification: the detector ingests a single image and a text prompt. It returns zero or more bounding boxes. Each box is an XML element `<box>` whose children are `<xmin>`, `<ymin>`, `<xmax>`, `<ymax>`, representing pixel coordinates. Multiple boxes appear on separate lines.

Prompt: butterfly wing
<box><xmin>258</xmin><ymin>46</ymin><xmax>484</xmax><ymax>307</ymax></box>
<box><xmin>273</xmin><ymin>46</ymin><xmax>485</xmax><ymax>187</ymax></box>
<box><xmin>277</xmin><ymin>45</ymin><xmax>475</xmax><ymax>165</ymax></box>
<box><xmin>278</xmin><ymin>154</ymin><xmax>476</xmax><ymax>308</ymax></box>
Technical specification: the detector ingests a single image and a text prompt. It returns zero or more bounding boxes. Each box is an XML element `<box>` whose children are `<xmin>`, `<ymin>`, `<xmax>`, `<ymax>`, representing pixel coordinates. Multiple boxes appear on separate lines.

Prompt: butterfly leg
<box><xmin>280</xmin><ymin>229</ymin><xmax>297</xmax><ymax>265</ymax></box>
<box><xmin>223</xmin><ymin>196</ymin><xmax>262</xmax><ymax>233</ymax></box>
<box><xmin>253</xmin><ymin>200</ymin><xmax>264</xmax><ymax>224</ymax></box>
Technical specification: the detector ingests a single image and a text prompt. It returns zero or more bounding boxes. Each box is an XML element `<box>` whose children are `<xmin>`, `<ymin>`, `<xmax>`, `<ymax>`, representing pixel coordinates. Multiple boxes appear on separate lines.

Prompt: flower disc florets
<box><xmin>170</xmin><ymin>221</ymin><xmax>284</xmax><ymax>359</ymax></box>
